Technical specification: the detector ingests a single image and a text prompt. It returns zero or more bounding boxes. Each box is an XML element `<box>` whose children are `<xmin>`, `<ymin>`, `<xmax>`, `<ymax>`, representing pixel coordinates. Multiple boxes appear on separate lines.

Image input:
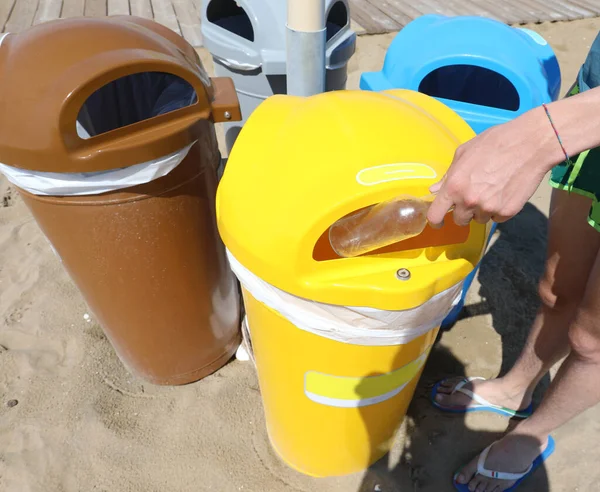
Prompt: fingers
<box><xmin>473</xmin><ymin>209</ymin><xmax>492</xmax><ymax>225</ymax></box>
<box><xmin>491</xmin><ymin>213</ymin><xmax>511</xmax><ymax>224</ymax></box>
<box><xmin>428</xmin><ymin>174</ymin><xmax>498</xmax><ymax>228</ymax></box>
<box><xmin>429</xmin><ymin>175</ymin><xmax>446</xmax><ymax>194</ymax></box>
<box><xmin>427</xmin><ymin>191</ymin><xmax>454</xmax><ymax>229</ymax></box>
<box><xmin>452</xmin><ymin>206</ymin><xmax>474</xmax><ymax>227</ymax></box>
<box><xmin>430</xmin><ymin>200</ymin><xmax>493</xmax><ymax>228</ymax></box>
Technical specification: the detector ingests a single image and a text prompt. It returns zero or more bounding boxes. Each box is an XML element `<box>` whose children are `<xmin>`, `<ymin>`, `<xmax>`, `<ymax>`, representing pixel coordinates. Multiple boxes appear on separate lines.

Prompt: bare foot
<box><xmin>435</xmin><ymin>377</ymin><xmax>531</xmax><ymax>413</ymax></box>
<box><xmin>455</xmin><ymin>432</ymin><xmax>549</xmax><ymax>492</ymax></box>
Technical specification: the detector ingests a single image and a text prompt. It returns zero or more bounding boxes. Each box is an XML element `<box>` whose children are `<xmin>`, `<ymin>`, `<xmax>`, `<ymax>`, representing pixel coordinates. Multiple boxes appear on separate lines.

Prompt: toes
<box><xmin>457</xmin><ymin>456</ymin><xmax>478</xmax><ymax>485</ymax></box>
<box><xmin>439</xmin><ymin>379</ymin><xmax>460</xmax><ymax>390</ymax></box>
<box><xmin>468</xmin><ymin>477</ymin><xmax>481</xmax><ymax>492</ymax></box>
<box><xmin>435</xmin><ymin>392</ymin><xmax>449</xmax><ymax>403</ymax></box>
<box><xmin>475</xmin><ymin>481</ymin><xmax>489</xmax><ymax>492</ymax></box>
<box><xmin>436</xmin><ymin>385</ymin><xmax>453</xmax><ymax>395</ymax></box>
<box><xmin>435</xmin><ymin>379</ymin><xmax>462</xmax><ymax>399</ymax></box>
<box><xmin>437</xmin><ymin>377</ymin><xmax>467</xmax><ymax>395</ymax></box>
<box><xmin>455</xmin><ymin>469</ymin><xmax>468</xmax><ymax>484</ymax></box>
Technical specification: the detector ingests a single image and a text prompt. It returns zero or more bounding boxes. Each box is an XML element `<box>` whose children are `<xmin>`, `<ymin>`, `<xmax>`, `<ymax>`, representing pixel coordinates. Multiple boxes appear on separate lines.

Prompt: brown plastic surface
<box><xmin>0</xmin><ymin>16</ymin><xmax>241</xmax><ymax>173</ymax></box>
<box><xmin>8</xmin><ymin>17</ymin><xmax>243</xmax><ymax>385</ymax></box>
<box><xmin>210</xmin><ymin>78</ymin><xmax>243</xmax><ymax>123</ymax></box>
<box><xmin>20</xmin><ymin>133</ymin><xmax>241</xmax><ymax>385</ymax></box>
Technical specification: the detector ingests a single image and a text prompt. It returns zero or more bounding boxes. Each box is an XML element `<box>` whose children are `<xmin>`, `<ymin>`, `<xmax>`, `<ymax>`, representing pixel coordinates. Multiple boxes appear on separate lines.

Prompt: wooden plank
<box><xmin>458</xmin><ymin>0</ymin><xmax>569</xmax><ymax>22</ymax></box>
<box><xmin>151</xmin><ymin>0</ymin><xmax>181</xmax><ymax>36</ymax></box>
<box><xmin>348</xmin><ymin>1</ymin><xmax>386</xmax><ymax>33</ymax></box>
<box><xmin>516</xmin><ymin>0</ymin><xmax>571</xmax><ymax>20</ymax></box>
<box><xmin>171</xmin><ymin>0</ymin><xmax>201</xmax><ymax>46</ymax></box>
<box><xmin>545</xmin><ymin>0</ymin><xmax>595</xmax><ymax>16</ymax></box>
<box><xmin>467</xmin><ymin>0</ymin><xmax>534</xmax><ymax>23</ymax></box>
<box><xmin>33</xmin><ymin>0</ymin><xmax>62</xmax><ymax>24</ymax></box>
<box><xmin>0</xmin><ymin>0</ymin><xmax>17</xmax><ymax>31</ymax></box>
<box><xmin>497</xmin><ymin>0</ymin><xmax>549</xmax><ymax>23</ymax></box>
<box><xmin>485</xmin><ymin>0</ymin><xmax>540</xmax><ymax>23</ymax></box>
<box><xmin>470</xmin><ymin>0</ymin><xmax>590</xmax><ymax>19</ymax></box>
<box><xmin>408</xmin><ymin>0</ymin><xmax>459</xmax><ymax>16</ymax></box>
<box><xmin>107</xmin><ymin>0</ymin><xmax>129</xmax><ymax>15</ymax></box>
<box><xmin>351</xmin><ymin>0</ymin><xmax>600</xmax><ymax>35</ymax></box>
<box><xmin>505</xmin><ymin>0</ymin><xmax>566</xmax><ymax>21</ymax></box>
<box><xmin>382</xmin><ymin>0</ymin><xmax>426</xmax><ymax>19</ymax></box>
<box><xmin>567</xmin><ymin>0</ymin><xmax>600</xmax><ymax>15</ymax></box>
<box><xmin>393</xmin><ymin>0</ymin><xmax>529</xmax><ymax>29</ymax></box>
<box><xmin>5</xmin><ymin>0</ymin><xmax>39</xmax><ymax>32</ymax></box>
<box><xmin>395</xmin><ymin>0</ymin><xmax>502</xmax><ymax>21</ymax></box>
<box><xmin>61</xmin><ymin>0</ymin><xmax>84</xmax><ymax>17</ymax></box>
<box><xmin>348</xmin><ymin>0</ymin><xmax>399</xmax><ymax>33</ymax></box>
<box><xmin>442</xmin><ymin>0</ymin><xmax>529</xmax><ymax>23</ymax></box>
<box><xmin>441</xmin><ymin>0</ymin><xmax>503</xmax><ymax>20</ymax></box>
<box><xmin>84</xmin><ymin>0</ymin><xmax>107</xmax><ymax>17</ymax></box>
<box><xmin>434</xmin><ymin>0</ymin><xmax>494</xmax><ymax>17</ymax></box>
<box><xmin>370</xmin><ymin>0</ymin><xmax>412</xmax><ymax>27</ymax></box>
<box><xmin>130</xmin><ymin>0</ymin><xmax>152</xmax><ymax>18</ymax></box>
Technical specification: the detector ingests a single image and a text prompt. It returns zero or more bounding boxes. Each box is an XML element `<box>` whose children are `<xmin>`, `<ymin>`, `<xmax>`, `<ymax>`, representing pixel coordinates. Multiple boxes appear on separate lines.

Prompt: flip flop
<box><xmin>453</xmin><ymin>436</ymin><xmax>555</xmax><ymax>491</ymax></box>
<box><xmin>431</xmin><ymin>377</ymin><xmax>533</xmax><ymax>419</ymax></box>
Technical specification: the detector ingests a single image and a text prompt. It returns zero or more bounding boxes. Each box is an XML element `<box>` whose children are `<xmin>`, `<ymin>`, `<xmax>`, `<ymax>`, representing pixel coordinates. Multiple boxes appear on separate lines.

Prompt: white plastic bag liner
<box><xmin>0</xmin><ymin>70</ymin><xmax>198</xmax><ymax>196</ymax></box>
<box><xmin>0</xmin><ymin>142</ymin><xmax>194</xmax><ymax>196</ymax></box>
<box><xmin>227</xmin><ymin>251</ymin><xmax>464</xmax><ymax>346</ymax></box>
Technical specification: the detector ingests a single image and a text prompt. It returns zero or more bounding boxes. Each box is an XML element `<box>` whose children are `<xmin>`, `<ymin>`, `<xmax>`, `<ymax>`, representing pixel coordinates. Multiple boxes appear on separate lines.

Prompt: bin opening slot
<box><xmin>207</xmin><ymin>0</ymin><xmax>254</xmax><ymax>42</ymax></box>
<box><xmin>418</xmin><ymin>65</ymin><xmax>520</xmax><ymax>111</ymax></box>
<box><xmin>327</xmin><ymin>1</ymin><xmax>349</xmax><ymax>40</ymax></box>
<box><xmin>313</xmin><ymin>207</ymin><xmax>470</xmax><ymax>261</ymax></box>
<box><xmin>76</xmin><ymin>72</ymin><xmax>197</xmax><ymax>139</ymax></box>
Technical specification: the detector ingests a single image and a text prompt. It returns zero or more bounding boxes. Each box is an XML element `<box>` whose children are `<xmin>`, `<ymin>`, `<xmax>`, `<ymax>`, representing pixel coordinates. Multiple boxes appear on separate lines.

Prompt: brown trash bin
<box><xmin>0</xmin><ymin>17</ymin><xmax>243</xmax><ymax>385</ymax></box>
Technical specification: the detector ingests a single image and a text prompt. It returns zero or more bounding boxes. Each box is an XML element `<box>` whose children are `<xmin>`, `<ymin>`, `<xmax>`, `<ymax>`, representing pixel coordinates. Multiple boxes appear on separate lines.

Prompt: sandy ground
<box><xmin>2</xmin><ymin>17</ymin><xmax>600</xmax><ymax>492</ymax></box>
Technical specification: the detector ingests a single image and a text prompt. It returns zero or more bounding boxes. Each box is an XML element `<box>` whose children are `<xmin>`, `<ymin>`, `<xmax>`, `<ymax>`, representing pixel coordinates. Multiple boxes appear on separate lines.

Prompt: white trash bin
<box><xmin>201</xmin><ymin>0</ymin><xmax>356</xmax><ymax>155</ymax></box>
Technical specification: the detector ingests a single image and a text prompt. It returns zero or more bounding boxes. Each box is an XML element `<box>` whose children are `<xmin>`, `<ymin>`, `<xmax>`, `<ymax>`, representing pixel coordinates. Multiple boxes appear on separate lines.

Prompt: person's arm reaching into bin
<box><xmin>426</xmin><ymin>85</ymin><xmax>600</xmax><ymax>227</ymax></box>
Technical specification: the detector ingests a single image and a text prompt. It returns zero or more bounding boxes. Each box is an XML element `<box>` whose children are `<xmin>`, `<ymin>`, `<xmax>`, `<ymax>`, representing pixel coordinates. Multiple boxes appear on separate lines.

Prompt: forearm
<box><xmin>530</xmin><ymin>86</ymin><xmax>600</xmax><ymax>172</ymax></box>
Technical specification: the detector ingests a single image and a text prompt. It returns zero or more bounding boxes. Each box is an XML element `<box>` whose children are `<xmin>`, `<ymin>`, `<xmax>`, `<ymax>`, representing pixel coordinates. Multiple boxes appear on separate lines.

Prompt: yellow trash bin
<box><xmin>217</xmin><ymin>89</ymin><xmax>491</xmax><ymax>477</ymax></box>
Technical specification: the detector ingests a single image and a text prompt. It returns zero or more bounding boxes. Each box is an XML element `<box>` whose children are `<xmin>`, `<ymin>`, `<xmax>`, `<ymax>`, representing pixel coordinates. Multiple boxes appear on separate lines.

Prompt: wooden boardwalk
<box><xmin>350</xmin><ymin>0</ymin><xmax>600</xmax><ymax>34</ymax></box>
<box><xmin>1</xmin><ymin>0</ymin><xmax>600</xmax><ymax>47</ymax></box>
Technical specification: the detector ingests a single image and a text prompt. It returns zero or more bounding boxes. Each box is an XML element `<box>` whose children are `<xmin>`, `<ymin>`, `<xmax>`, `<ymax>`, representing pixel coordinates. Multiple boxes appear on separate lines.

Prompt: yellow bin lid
<box><xmin>217</xmin><ymin>89</ymin><xmax>489</xmax><ymax>310</ymax></box>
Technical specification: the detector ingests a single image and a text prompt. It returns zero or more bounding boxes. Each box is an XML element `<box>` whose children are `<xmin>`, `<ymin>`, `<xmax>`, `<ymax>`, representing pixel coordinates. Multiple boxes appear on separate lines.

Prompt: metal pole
<box><xmin>286</xmin><ymin>0</ymin><xmax>326</xmax><ymax>97</ymax></box>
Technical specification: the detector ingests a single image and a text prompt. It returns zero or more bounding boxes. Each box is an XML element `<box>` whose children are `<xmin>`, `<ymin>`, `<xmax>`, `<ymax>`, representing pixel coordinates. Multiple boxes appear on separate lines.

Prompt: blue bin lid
<box><xmin>361</xmin><ymin>15</ymin><xmax>561</xmax><ymax>115</ymax></box>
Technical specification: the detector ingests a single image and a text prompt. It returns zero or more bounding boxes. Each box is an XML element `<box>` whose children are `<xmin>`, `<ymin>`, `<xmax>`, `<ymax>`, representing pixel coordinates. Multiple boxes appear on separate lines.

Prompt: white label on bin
<box><xmin>519</xmin><ymin>28</ymin><xmax>548</xmax><ymax>46</ymax></box>
<box><xmin>303</xmin><ymin>347</ymin><xmax>431</xmax><ymax>408</ymax></box>
<box><xmin>356</xmin><ymin>163</ymin><xmax>437</xmax><ymax>186</ymax></box>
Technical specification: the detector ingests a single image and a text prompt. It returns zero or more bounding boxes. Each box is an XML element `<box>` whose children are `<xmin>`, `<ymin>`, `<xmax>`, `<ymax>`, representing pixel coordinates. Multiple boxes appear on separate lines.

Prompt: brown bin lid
<box><xmin>0</xmin><ymin>16</ymin><xmax>240</xmax><ymax>173</ymax></box>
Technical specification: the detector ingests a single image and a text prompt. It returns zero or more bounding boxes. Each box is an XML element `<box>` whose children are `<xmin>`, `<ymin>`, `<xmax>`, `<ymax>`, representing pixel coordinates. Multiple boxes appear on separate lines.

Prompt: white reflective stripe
<box><xmin>228</xmin><ymin>250</ymin><xmax>464</xmax><ymax>346</ymax></box>
<box><xmin>0</xmin><ymin>33</ymin><xmax>10</xmax><ymax>46</ymax></box>
<box><xmin>305</xmin><ymin>383</ymin><xmax>408</xmax><ymax>408</ymax></box>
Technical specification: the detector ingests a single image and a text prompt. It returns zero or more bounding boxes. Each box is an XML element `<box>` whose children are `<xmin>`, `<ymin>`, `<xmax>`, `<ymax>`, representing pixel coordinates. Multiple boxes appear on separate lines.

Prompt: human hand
<box><xmin>427</xmin><ymin>108</ymin><xmax>563</xmax><ymax>228</ymax></box>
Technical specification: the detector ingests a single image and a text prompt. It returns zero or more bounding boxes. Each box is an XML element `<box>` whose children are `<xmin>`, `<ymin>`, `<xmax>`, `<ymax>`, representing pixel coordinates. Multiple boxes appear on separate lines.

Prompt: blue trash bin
<box><xmin>361</xmin><ymin>15</ymin><xmax>561</xmax><ymax>133</ymax></box>
<box><xmin>360</xmin><ymin>15</ymin><xmax>561</xmax><ymax>327</ymax></box>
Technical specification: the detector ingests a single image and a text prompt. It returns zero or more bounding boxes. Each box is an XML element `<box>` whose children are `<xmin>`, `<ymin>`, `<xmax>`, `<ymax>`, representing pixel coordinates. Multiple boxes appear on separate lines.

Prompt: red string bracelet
<box><xmin>542</xmin><ymin>103</ymin><xmax>573</xmax><ymax>165</ymax></box>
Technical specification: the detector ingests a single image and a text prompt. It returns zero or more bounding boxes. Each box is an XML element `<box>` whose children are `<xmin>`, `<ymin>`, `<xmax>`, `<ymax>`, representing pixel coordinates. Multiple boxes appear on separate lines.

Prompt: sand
<box><xmin>2</xmin><ymin>17</ymin><xmax>600</xmax><ymax>492</ymax></box>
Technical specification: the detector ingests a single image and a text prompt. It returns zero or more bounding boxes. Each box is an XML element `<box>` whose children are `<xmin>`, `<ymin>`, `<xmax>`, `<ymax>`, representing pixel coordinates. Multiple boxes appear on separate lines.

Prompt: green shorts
<box><xmin>549</xmin><ymin>83</ymin><xmax>600</xmax><ymax>232</ymax></box>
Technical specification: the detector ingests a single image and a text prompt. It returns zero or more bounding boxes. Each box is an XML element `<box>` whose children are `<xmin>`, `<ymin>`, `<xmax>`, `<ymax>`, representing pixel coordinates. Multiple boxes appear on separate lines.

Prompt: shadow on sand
<box><xmin>356</xmin><ymin>203</ymin><xmax>550</xmax><ymax>492</ymax></box>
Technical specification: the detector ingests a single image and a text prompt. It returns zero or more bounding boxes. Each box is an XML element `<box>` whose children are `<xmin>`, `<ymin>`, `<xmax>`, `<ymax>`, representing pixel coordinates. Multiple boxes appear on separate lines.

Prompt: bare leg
<box><xmin>458</xmin><ymin>238</ymin><xmax>600</xmax><ymax>491</ymax></box>
<box><xmin>436</xmin><ymin>190</ymin><xmax>600</xmax><ymax>411</ymax></box>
